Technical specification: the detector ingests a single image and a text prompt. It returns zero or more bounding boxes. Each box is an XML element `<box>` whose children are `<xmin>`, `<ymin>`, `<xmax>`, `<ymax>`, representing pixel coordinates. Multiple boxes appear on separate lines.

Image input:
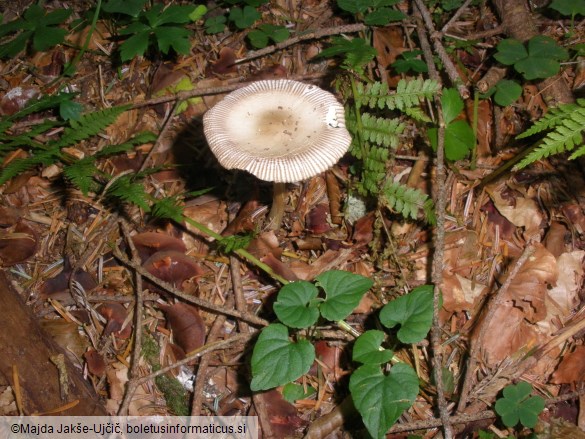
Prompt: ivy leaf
<box><xmin>549</xmin><ymin>0</ymin><xmax>585</xmax><ymax>17</ymax></box>
<box><xmin>250</xmin><ymin>324</ymin><xmax>315</xmax><ymax>391</ymax></box>
<box><xmin>349</xmin><ymin>363</ymin><xmax>419</xmax><ymax>439</ymax></box>
<box><xmin>489</xmin><ymin>79</ymin><xmax>522</xmax><ymax>107</ymax></box>
<box><xmin>119</xmin><ymin>30</ymin><xmax>150</xmax><ymax>61</ymax></box>
<box><xmin>494</xmin><ymin>38</ymin><xmax>528</xmax><ymax>65</ymax></box>
<box><xmin>443</xmin><ymin>120</ymin><xmax>475</xmax><ymax>161</ymax></box>
<box><xmin>353</xmin><ymin>330</ymin><xmax>394</xmax><ymax>365</ymax></box>
<box><xmin>495</xmin><ymin>382</ymin><xmax>545</xmax><ymax>428</ymax></box>
<box><xmin>154</xmin><ymin>26</ymin><xmax>191</xmax><ymax>55</ymax></box>
<box><xmin>441</xmin><ymin>88</ymin><xmax>464</xmax><ymax>125</ymax></box>
<box><xmin>379</xmin><ymin>285</ymin><xmax>434</xmax><ymax>343</ymax></box>
<box><xmin>229</xmin><ymin>6</ymin><xmax>261</xmax><ymax>29</ymax></box>
<box><xmin>364</xmin><ymin>8</ymin><xmax>405</xmax><ymax>26</ymax></box>
<box><xmin>316</xmin><ymin>270</ymin><xmax>373</xmax><ymax>321</ymax></box>
<box><xmin>273</xmin><ymin>281</ymin><xmax>320</xmax><ymax>329</ymax></box>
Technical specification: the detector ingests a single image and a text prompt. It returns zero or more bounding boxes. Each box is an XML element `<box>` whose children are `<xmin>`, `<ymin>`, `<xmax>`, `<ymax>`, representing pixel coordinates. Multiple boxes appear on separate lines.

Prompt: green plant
<box><xmin>495</xmin><ymin>382</ymin><xmax>545</xmax><ymax>429</ymax></box>
<box><xmin>247</xmin><ymin>24</ymin><xmax>290</xmax><ymax>48</ymax></box>
<box><xmin>428</xmin><ymin>88</ymin><xmax>476</xmax><ymax>161</ymax></box>
<box><xmin>0</xmin><ymin>3</ymin><xmax>72</xmax><ymax>58</ymax></box>
<box><xmin>103</xmin><ymin>0</ymin><xmax>206</xmax><ymax>61</ymax></box>
<box><xmin>250</xmin><ymin>279</ymin><xmax>433</xmax><ymax>438</ymax></box>
<box><xmin>514</xmin><ymin>99</ymin><xmax>585</xmax><ymax>169</ymax></box>
<box><xmin>549</xmin><ymin>0</ymin><xmax>585</xmax><ymax>19</ymax></box>
<box><xmin>481</xmin><ymin>79</ymin><xmax>523</xmax><ymax>107</ymax></box>
<box><xmin>337</xmin><ymin>0</ymin><xmax>406</xmax><ymax>26</ymax></box>
<box><xmin>494</xmin><ymin>35</ymin><xmax>569</xmax><ymax>81</ymax></box>
<box><xmin>391</xmin><ymin>50</ymin><xmax>428</xmax><ymax>74</ymax></box>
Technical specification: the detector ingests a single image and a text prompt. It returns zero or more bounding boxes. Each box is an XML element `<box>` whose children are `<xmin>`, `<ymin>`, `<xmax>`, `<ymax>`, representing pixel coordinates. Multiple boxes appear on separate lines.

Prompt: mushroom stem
<box><xmin>267</xmin><ymin>182</ymin><xmax>286</xmax><ymax>231</ymax></box>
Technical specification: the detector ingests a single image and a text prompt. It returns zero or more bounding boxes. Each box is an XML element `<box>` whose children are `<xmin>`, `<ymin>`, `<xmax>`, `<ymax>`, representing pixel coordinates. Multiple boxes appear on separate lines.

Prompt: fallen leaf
<box><xmin>0</xmin><ymin>220</ymin><xmax>38</xmax><ymax>266</ymax></box>
<box><xmin>84</xmin><ymin>348</ymin><xmax>106</xmax><ymax>376</ymax></box>
<box><xmin>551</xmin><ymin>346</ymin><xmax>585</xmax><ymax>384</ymax></box>
<box><xmin>546</xmin><ymin>251</ymin><xmax>584</xmax><ymax>318</ymax></box>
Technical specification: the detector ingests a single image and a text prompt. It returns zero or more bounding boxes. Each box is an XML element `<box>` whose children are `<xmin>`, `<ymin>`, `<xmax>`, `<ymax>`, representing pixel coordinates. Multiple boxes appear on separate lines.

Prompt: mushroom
<box><xmin>203</xmin><ymin>79</ymin><xmax>351</xmax><ymax>230</ymax></box>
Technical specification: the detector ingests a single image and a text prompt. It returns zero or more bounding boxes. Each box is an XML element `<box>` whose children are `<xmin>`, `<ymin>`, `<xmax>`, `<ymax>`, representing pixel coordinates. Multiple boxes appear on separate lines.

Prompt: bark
<box><xmin>0</xmin><ymin>271</ymin><xmax>106</xmax><ymax>415</ymax></box>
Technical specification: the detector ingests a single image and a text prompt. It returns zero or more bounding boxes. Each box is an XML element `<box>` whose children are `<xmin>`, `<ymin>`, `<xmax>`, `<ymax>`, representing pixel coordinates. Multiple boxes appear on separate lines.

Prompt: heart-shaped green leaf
<box><xmin>550</xmin><ymin>0</ymin><xmax>585</xmax><ymax>16</ymax></box>
<box><xmin>441</xmin><ymin>88</ymin><xmax>464</xmax><ymax>125</ymax></box>
<box><xmin>495</xmin><ymin>381</ymin><xmax>545</xmax><ymax>428</ymax></box>
<box><xmin>443</xmin><ymin>120</ymin><xmax>476</xmax><ymax>161</ymax></box>
<box><xmin>379</xmin><ymin>285</ymin><xmax>434</xmax><ymax>343</ymax></box>
<box><xmin>250</xmin><ymin>324</ymin><xmax>315</xmax><ymax>391</ymax></box>
<box><xmin>349</xmin><ymin>363</ymin><xmax>419</xmax><ymax>439</ymax></box>
<box><xmin>494</xmin><ymin>38</ymin><xmax>527</xmax><ymax>65</ymax></box>
<box><xmin>353</xmin><ymin>330</ymin><xmax>394</xmax><ymax>365</ymax></box>
<box><xmin>493</xmin><ymin>80</ymin><xmax>522</xmax><ymax>107</ymax></box>
<box><xmin>316</xmin><ymin>270</ymin><xmax>373</xmax><ymax>321</ymax></box>
<box><xmin>273</xmin><ymin>281</ymin><xmax>320</xmax><ymax>328</ymax></box>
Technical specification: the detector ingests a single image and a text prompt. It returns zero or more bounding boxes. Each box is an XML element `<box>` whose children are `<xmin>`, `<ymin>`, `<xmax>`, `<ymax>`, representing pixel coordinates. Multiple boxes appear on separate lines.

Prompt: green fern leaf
<box><xmin>516</xmin><ymin>101</ymin><xmax>581</xmax><ymax>139</ymax></box>
<box><xmin>0</xmin><ymin>147</ymin><xmax>61</xmax><ymax>185</ymax></box>
<box><xmin>516</xmin><ymin>105</ymin><xmax>585</xmax><ymax>169</ymax></box>
<box><xmin>97</xmin><ymin>131</ymin><xmax>157</xmax><ymax>157</ymax></box>
<box><xmin>151</xmin><ymin>195</ymin><xmax>185</xmax><ymax>223</ymax></box>
<box><xmin>54</xmin><ymin>105</ymin><xmax>130</xmax><ymax>148</ymax></box>
<box><xmin>360</xmin><ymin>114</ymin><xmax>404</xmax><ymax>148</ymax></box>
<box><xmin>63</xmin><ymin>156</ymin><xmax>98</xmax><ymax>195</ymax></box>
<box><xmin>6</xmin><ymin>93</ymin><xmax>76</xmax><ymax>121</ymax></box>
<box><xmin>106</xmin><ymin>174</ymin><xmax>150</xmax><ymax>211</ymax></box>
<box><xmin>357</xmin><ymin>79</ymin><xmax>440</xmax><ymax>112</ymax></box>
<box><xmin>382</xmin><ymin>180</ymin><xmax>435</xmax><ymax>223</ymax></box>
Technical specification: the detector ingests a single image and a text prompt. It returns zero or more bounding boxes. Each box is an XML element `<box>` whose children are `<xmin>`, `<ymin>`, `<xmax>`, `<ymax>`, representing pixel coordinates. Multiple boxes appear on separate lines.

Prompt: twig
<box><xmin>118</xmin><ymin>221</ymin><xmax>145</xmax><ymax>416</ymax></box>
<box><xmin>236</xmin><ymin>23</ymin><xmax>367</xmax><ymax>64</ymax></box>
<box><xmin>112</xmin><ymin>246</ymin><xmax>270</xmax><ymax>327</ymax></box>
<box><xmin>123</xmin><ymin>333</ymin><xmax>252</xmax><ymax>410</ymax></box>
<box><xmin>441</xmin><ymin>0</ymin><xmax>473</xmax><ymax>33</ymax></box>
<box><xmin>138</xmin><ymin>101</ymin><xmax>180</xmax><ymax>172</ymax></box>
<box><xmin>413</xmin><ymin>0</ymin><xmax>470</xmax><ymax>99</ymax></box>
<box><xmin>457</xmin><ymin>244</ymin><xmax>536</xmax><ymax>412</ymax></box>
<box><xmin>416</xmin><ymin>12</ymin><xmax>453</xmax><ymax>439</ymax></box>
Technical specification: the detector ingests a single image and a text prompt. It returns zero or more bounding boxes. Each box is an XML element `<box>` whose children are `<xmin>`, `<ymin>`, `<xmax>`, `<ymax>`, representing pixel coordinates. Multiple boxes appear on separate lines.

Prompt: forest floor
<box><xmin>1</xmin><ymin>0</ymin><xmax>585</xmax><ymax>438</ymax></box>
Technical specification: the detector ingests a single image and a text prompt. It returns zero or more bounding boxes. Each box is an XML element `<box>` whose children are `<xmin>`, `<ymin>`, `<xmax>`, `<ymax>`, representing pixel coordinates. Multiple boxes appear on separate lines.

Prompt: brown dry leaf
<box><xmin>466</xmin><ymin>99</ymin><xmax>493</xmax><ymax>157</ymax></box>
<box><xmin>40</xmin><ymin>319</ymin><xmax>89</xmax><ymax>361</ymax></box>
<box><xmin>325</xmin><ymin>171</ymin><xmax>343</xmax><ymax>224</ymax></box>
<box><xmin>143</xmin><ymin>250</ymin><xmax>204</xmax><ymax>290</ymax></box>
<box><xmin>500</xmin><ymin>243</ymin><xmax>557</xmax><ymax>323</ymax></box>
<box><xmin>0</xmin><ymin>387</ymin><xmax>17</xmax><ymax>415</ymax></box>
<box><xmin>259</xmin><ymin>389</ymin><xmax>307</xmax><ymax>437</ymax></box>
<box><xmin>132</xmin><ymin>232</ymin><xmax>187</xmax><ymax>262</ymax></box>
<box><xmin>183</xmin><ymin>196</ymin><xmax>228</xmax><ymax>251</ymax></box>
<box><xmin>551</xmin><ymin>346</ymin><xmax>585</xmax><ymax>384</ymax></box>
<box><xmin>222</xmin><ymin>200</ymin><xmax>264</xmax><ymax>236</ymax></box>
<box><xmin>208</xmin><ymin>47</ymin><xmax>238</xmax><ymax>75</ymax></box>
<box><xmin>479</xmin><ymin>302</ymin><xmax>541</xmax><ymax>365</ymax></box>
<box><xmin>309</xmin><ymin>341</ymin><xmax>345</xmax><ymax>382</ymax></box>
<box><xmin>97</xmin><ymin>302</ymin><xmax>132</xmax><ymax>339</ymax></box>
<box><xmin>0</xmin><ymin>220</ymin><xmax>37</xmax><ymax>266</ymax></box>
<box><xmin>158</xmin><ymin>302</ymin><xmax>206</xmax><ymax>357</ymax></box>
<box><xmin>372</xmin><ymin>27</ymin><xmax>405</xmax><ymax>87</ymax></box>
<box><xmin>441</xmin><ymin>273</ymin><xmax>486</xmax><ymax>313</ymax></box>
<box><xmin>486</xmin><ymin>182</ymin><xmax>544</xmax><ymax>240</ymax></box>
<box><xmin>306</xmin><ymin>203</ymin><xmax>331</xmax><ymax>234</ymax></box>
<box><xmin>84</xmin><ymin>348</ymin><xmax>106</xmax><ymax>376</ymax></box>
<box><xmin>352</xmin><ymin>212</ymin><xmax>375</xmax><ymax>246</ymax></box>
<box><xmin>546</xmin><ymin>251</ymin><xmax>584</xmax><ymax>319</ymax></box>
<box><xmin>544</xmin><ymin>221</ymin><xmax>569</xmax><ymax>258</ymax></box>
<box><xmin>106</xmin><ymin>362</ymin><xmax>159</xmax><ymax>415</ymax></box>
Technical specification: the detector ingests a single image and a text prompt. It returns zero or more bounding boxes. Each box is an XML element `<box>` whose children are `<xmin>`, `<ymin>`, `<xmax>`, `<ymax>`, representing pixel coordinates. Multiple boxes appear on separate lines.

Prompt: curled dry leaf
<box><xmin>97</xmin><ymin>302</ymin><xmax>132</xmax><ymax>339</ymax></box>
<box><xmin>352</xmin><ymin>212</ymin><xmax>375</xmax><ymax>246</ymax></box>
<box><xmin>306</xmin><ymin>204</ymin><xmax>331</xmax><ymax>235</ymax></box>
<box><xmin>546</xmin><ymin>251</ymin><xmax>584</xmax><ymax>318</ymax></box>
<box><xmin>544</xmin><ymin>221</ymin><xmax>569</xmax><ymax>258</ymax></box>
<box><xmin>84</xmin><ymin>348</ymin><xmax>106</xmax><ymax>376</ymax></box>
<box><xmin>158</xmin><ymin>302</ymin><xmax>206</xmax><ymax>357</ymax></box>
<box><xmin>143</xmin><ymin>250</ymin><xmax>204</xmax><ymax>291</ymax></box>
<box><xmin>500</xmin><ymin>243</ymin><xmax>557</xmax><ymax>323</ymax></box>
<box><xmin>486</xmin><ymin>182</ymin><xmax>544</xmax><ymax>240</ymax></box>
<box><xmin>132</xmin><ymin>232</ymin><xmax>187</xmax><ymax>262</ymax></box>
<box><xmin>0</xmin><ymin>220</ymin><xmax>38</xmax><ymax>266</ymax></box>
<box><xmin>441</xmin><ymin>273</ymin><xmax>487</xmax><ymax>314</ymax></box>
<box><xmin>551</xmin><ymin>346</ymin><xmax>585</xmax><ymax>384</ymax></box>
<box><xmin>309</xmin><ymin>341</ymin><xmax>344</xmax><ymax>381</ymax></box>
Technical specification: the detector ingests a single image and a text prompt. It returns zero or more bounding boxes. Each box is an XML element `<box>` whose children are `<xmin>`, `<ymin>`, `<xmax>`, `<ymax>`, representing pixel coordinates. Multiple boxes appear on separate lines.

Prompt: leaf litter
<box><xmin>0</xmin><ymin>0</ymin><xmax>584</xmax><ymax>436</ymax></box>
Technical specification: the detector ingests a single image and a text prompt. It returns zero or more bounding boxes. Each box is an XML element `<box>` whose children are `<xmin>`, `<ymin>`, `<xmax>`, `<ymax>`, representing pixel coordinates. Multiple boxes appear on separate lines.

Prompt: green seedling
<box><xmin>495</xmin><ymin>381</ymin><xmax>545</xmax><ymax>429</ymax></box>
<box><xmin>494</xmin><ymin>35</ymin><xmax>569</xmax><ymax>80</ymax></box>
<box><xmin>481</xmin><ymin>79</ymin><xmax>523</xmax><ymax>107</ymax></box>
<box><xmin>392</xmin><ymin>50</ymin><xmax>428</xmax><ymax>74</ymax></box>
<box><xmin>228</xmin><ymin>5</ymin><xmax>261</xmax><ymax>29</ymax></box>
<box><xmin>337</xmin><ymin>0</ymin><xmax>405</xmax><ymax>26</ymax></box>
<box><xmin>549</xmin><ymin>0</ymin><xmax>585</xmax><ymax>18</ymax></box>
<box><xmin>429</xmin><ymin>88</ymin><xmax>476</xmax><ymax>161</ymax></box>
<box><xmin>248</xmin><ymin>24</ymin><xmax>290</xmax><ymax>48</ymax></box>
<box><xmin>103</xmin><ymin>0</ymin><xmax>206</xmax><ymax>61</ymax></box>
<box><xmin>0</xmin><ymin>3</ymin><xmax>71</xmax><ymax>58</ymax></box>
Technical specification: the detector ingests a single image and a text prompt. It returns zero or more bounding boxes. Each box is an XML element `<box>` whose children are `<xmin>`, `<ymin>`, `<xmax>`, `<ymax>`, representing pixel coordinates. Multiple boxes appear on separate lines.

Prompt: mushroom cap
<box><xmin>203</xmin><ymin>79</ymin><xmax>352</xmax><ymax>183</ymax></box>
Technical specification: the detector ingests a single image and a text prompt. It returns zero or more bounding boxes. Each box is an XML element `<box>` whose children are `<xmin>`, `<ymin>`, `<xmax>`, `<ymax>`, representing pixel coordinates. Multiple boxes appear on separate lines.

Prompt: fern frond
<box><xmin>0</xmin><ymin>147</ymin><xmax>61</xmax><ymax>185</ymax></box>
<box><xmin>0</xmin><ymin>120</ymin><xmax>61</xmax><ymax>153</ymax></box>
<box><xmin>516</xmin><ymin>100</ymin><xmax>582</xmax><ymax>139</ymax></box>
<box><xmin>356</xmin><ymin>78</ymin><xmax>440</xmax><ymax>112</ymax></box>
<box><xmin>6</xmin><ymin>93</ymin><xmax>75</xmax><ymax>121</ymax></box>
<box><xmin>404</xmin><ymin>106</ymin><xmax>431</xmax><ymax>123</ymax></box>
<box><xmin>105</xmin><ymin>174</ymin><xmax>150</xmax><ymax>211</ymax></box>
<box><xmin>382</xmin><ymin>180</ymin><xmax>435</xmax><ymax>224</ymax></box>
<box><xmin>360</xmin><ymin>114</ymin><xmax>404</xmax><ymax>148</ymax></box>
<box><xmin>54</xmin><ymin>105</ymin><xmax>130</xmax><ymax>148</ymax></box>
<box><xmin>359</xmin><ymin>145</ymin><xmax>389</xmax><ymax>195</ymax></box>
<box><xmin>97</xmin><ymin>131</ymin><xmax>157</xmax><ymax>157</ymax></box>
<box><xmin>63</xmin><ymin>157</ymin><xmax>98</xmax><ymax>195</ymax></box>
<box><xmin>516</xmin><ymin>105</ymin><xmax>585</xmax><ymax>169</ymax></box>
<box><xmin>151</xmin><ymin>195</ymin><xmax>185</xmax><ymax>223</ymax></box>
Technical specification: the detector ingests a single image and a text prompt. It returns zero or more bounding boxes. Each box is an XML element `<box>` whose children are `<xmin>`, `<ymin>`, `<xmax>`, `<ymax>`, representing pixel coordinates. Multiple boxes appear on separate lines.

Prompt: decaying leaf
<box><xmin>84</xmin><ymin>348</ymin><xmax>106</xmax><ymax>376</ymax></box>
<box><xmin>0</xmin><ymin>220</ymin><xmax>37</xmax><ymax>266</ymax></box>
<box><xmin>552</xmin><ymin>346</ymin><xmax>585</xmax><ymax>384</ymax></box>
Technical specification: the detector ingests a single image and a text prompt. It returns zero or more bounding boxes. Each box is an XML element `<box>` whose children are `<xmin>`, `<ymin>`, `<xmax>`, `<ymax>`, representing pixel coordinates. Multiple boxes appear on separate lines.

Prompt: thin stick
<box><xmin>112</xmin><ymin>246</ymin><xmax>270</xmax><ymax>327</ymax></box>
<box><xmin>413</xmin><ymin>0</ymin><xmax>470</xmax><ymax>99</ymax></box>
<box><xmin>416</xmin><ymin>12</ymin><xmax>454</xmax><ymax>439</ymax></box>
<box><xmin>118</xmin><ymin>221</ymin><xmax>145</xmax><ymax>416</ymax></box>
<box><xmin>236</xmin><ymin>23</ymin><xmax>367</xmax><ymax>64</ymax></box>
<box><xmin>441</xmin><ymin>0</ymin><xmax>473</xmax><ymax>33</ymax></box>
<box><xmin>138</xmin><ymin>101</ymin><xmax>179</xmax><ymax>172</ymax></box>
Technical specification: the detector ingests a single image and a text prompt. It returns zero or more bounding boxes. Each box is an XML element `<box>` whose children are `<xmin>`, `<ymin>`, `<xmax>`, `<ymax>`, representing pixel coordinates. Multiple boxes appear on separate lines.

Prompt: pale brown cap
<box><xmin>203</xmin><ymin>79</ymin><xmax>351</xmax><ymax>182</ymax></box>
